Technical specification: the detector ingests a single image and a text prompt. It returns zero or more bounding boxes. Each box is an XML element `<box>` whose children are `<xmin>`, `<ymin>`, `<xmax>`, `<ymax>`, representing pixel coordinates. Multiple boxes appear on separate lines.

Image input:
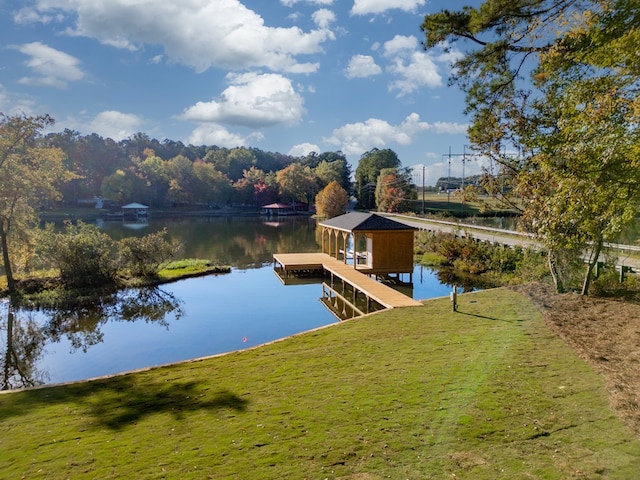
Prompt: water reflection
<box><xmin>0</xmin><ymin>287</ymin><xmax>182</xmax><ymax>390</ymax></box>
<box><xmin>1</xmin><ymin>302</ymin><xmax>47</xmax><ymax>390</ymax></box>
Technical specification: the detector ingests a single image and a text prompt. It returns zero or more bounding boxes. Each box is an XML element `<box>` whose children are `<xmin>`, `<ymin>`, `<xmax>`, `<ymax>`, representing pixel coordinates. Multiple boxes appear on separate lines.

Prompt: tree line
<box><xmin>42</xmin><ymin>129</ymin><xmax>353</xmax><ymax>210</ymax></box>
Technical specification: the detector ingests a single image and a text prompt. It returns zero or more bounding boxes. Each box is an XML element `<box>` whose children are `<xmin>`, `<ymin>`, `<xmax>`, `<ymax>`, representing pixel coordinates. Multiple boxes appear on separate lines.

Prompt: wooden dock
<box><xmin>273</xmin><ymin>252</ymin><xmax>421</xmax><ymax>309</ymax></box>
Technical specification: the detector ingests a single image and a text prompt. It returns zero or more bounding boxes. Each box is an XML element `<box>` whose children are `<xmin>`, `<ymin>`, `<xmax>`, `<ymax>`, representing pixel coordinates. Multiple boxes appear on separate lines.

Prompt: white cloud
<box><xmin>383</xmin><ymin>35</ymin><xmax>417</xmax><ymax>55</ymax></box>
<box><xmin>281</xmin><ymin>0</ymin><xmax>334</xmax><ymax>6</ymax></box>
<box><xmin>187</xmin><ymin>124</ymin><xmax>254</xmax><ymax>148</ymax></box>
<box><xmin>32</xmin><ymin>0</ymin><xmax>333</xmax><ymax>74</ymax></box>
<box><xmin>289</xmin><ymin>142</ymin><xmax>320</xmax><ymax>157</ymax></box>
<box><xmin>13</xmin><ymin>7</ymin><xmax>63</xmax><ymax>25</ymax></box>
<box><xmin>89</xmin><ymin>111</ymin><xmax>144</xmax><ymax>141</ymax></box>
<box><xmin>345</xmin><ymin>55</ymin><xmax>382</xmax><ymax>79</ymax></box>
<box><xmin>312</xmin><ymin>9</ymin><xmax>336</xmax><ymax>29</ymax></box>
<box><xmin>430</xmin><ymin>121</ymin><xmax>468</xmax><ymax>135</ymax></box>
<box><xmin>0</xmin><ymin>84</ymin><xmax>37</xmax><ymax>116</ymax></box>
<box><xmin>324</xmin><ymin>113</ymin><xmax>467</xmax><ymax>156</ymax></box>
<box><xmin>351</xmin><ymin>0</ymin><xmax>426</xmax><ymax>15</ymax></box>
<box><xmin>13</xmin><ymin>42</ymin><xmax>84</xmax><ymax>89</ymax></box>
<box><xmin>181</xmin><ymin>72</ymin><xmax>305</xmax><ymax>128</ymax></box>
<box><xmin>387</xmin><ymin>52</ymin><xmax>441</xmax><ymax>95</ymax></box>
<box><xmin>381</xmin><ymin>36</ymin><xmax>443</xmax><ymax>96</ymax></box>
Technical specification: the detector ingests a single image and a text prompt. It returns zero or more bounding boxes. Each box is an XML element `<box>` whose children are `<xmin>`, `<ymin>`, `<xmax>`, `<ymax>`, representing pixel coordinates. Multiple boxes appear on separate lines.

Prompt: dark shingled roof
<box><xmin>319</xmin><ymin>212</ymin><xmax>416</xmax><ymax>232</ymax></box>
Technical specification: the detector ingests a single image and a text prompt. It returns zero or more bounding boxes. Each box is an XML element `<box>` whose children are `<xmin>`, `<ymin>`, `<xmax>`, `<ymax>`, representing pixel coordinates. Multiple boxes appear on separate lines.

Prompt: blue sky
<box><xmin>1</xmin><ymin>0</ymin><xmax>486</xmax><ymax>185</ymax></box>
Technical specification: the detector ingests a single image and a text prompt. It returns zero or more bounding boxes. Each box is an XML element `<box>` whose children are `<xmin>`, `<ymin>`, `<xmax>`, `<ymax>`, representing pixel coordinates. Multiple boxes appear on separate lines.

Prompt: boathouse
<box><xmin>121</xmin><ymin>202</ymin><xmax>149</xmax><ymax>219</ymax></box>
<box><xmin>318</xmin><ymin>212</ymin><xmax>417</xmax><ymax>280</ymax></box>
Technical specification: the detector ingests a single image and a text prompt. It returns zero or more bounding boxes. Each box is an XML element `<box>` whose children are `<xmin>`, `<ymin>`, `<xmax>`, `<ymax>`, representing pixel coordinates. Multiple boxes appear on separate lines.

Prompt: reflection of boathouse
<box><xmin>318</xmin><ymin>212</ymin><xmax>417</xmax><ymax>281</ymax></box>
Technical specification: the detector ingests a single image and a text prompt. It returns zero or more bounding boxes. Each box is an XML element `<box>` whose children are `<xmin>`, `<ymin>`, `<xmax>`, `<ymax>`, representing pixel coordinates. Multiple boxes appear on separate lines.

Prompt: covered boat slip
<box><xmin>273</xmin><ymin>252</ymin><xmax>421</xmax><ymax>310</ymax></box>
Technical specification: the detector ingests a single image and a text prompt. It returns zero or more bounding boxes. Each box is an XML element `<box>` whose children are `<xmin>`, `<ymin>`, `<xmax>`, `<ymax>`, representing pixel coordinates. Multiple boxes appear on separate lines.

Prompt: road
<box><xmin>380</xmin><ymin>213</ymin><xmax>640</xmax><ymax>272</ymax></box>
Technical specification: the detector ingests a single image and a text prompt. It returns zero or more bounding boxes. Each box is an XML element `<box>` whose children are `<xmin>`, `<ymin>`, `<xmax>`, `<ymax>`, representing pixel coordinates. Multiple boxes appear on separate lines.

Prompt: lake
<box><xmin>1</xmin><ymin>216</ymin><xmax>457</xmax><ymax>390</ymax></box>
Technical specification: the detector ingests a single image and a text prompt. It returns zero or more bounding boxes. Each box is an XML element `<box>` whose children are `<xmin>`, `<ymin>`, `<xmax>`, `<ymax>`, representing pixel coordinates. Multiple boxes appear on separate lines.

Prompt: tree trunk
<box><xmin>581</xmin><ymin>235</ymin><xmax>603</xmax><ymax>296</ymax></box>
<box><xmin>548</xmin><ymin>249</ymin><xmax>564</xmax><ymax>293</ymax></box>
<box><xmin>0</xmin><ymin>222</ymin><xmax>15</xmax><ymax>293</ymax></box>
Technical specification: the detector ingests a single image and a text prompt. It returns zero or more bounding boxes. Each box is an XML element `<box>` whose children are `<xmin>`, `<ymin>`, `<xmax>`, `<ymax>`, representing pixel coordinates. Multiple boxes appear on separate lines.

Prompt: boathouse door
<box><xmin>366</xmin><ymin>236</ymin><xmax>373</xmax><ymax>267</ymax></box>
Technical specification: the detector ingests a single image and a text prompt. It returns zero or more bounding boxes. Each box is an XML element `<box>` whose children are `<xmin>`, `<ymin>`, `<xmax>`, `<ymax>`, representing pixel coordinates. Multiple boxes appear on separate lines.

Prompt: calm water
<box><xmin>1</xmin><ymin>216</ymin><xmax>455</xmax><ymax>390</ymax></box>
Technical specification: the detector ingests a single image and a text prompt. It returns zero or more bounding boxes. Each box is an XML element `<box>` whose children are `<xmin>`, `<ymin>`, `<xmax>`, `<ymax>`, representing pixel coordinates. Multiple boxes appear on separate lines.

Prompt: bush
<box><xmin>414</xmin><ymin>230</ymin><xmax>548</xmax><ymax>283</ymax></box>
<box><xmin>118</xmin><ymin>229</ymin><xmax>180</xmax><ymax>278</ymax></box>
<box><xmin>41</xmin><ymin>221</ymin><xmax>117</xmax><ymax>288</ymax></box>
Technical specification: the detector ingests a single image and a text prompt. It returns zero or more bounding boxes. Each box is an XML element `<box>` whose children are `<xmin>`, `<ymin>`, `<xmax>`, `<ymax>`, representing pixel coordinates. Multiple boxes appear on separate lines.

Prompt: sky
<box><xmin>1</xmin><ymin>0</ymin><xmax>488</xmax><ymax>186</ymax></box>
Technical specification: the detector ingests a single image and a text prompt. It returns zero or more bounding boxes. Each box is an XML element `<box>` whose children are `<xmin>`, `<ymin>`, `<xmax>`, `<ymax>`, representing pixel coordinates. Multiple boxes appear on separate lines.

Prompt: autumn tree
<box><xmin>355</xmin><ymin>148</ymin><xmax>400</xmax><ymax>209</ymax></box>
<box><xmin>375</xmin><ymin>167</ymin><xmax>416</xmax><ymax>213</ymax></box>
<box><xmin>234</xmin><ymin>166</ymin><xmax>277</xmax><ymax>207</ymax></box>
<box><xmin>164</xmin><ymin>155</ymin><xmax>196</xmax><ymax>206</ymax></box>
<box><xmin>0</xmin><ymin>113</ymin><xmax>68</xmax><ymax>292</ymax></box>
<box><xmin>315</xmin><ymin>181</ymin><xmax>349</xmax><ymax>219</ymax></box>
<box><xmin>276</xmin><ymin>163</ymin><xmax>317</xmax><ymax>207</ymax></box>
<box><xmin>422</xmin><ymin>0</ymin><xmax>640</xmax><ymax>294</ymax></box>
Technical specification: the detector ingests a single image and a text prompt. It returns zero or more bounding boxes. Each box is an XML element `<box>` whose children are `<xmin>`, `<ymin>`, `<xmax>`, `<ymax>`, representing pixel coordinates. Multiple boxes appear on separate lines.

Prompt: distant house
<box><xmin>318</xmin><ymin>212</ymin><xmax>416</xmax><ymax>279</ymax></box>
<box><xmin>261</xmin><ymin>202</ymin><xmax>294</xmax><ymax>216</ymax></box>
<box><xmin>121</xmin><ymin>202</ymin><xmax>149</xmax><ymax>218</ymax></box>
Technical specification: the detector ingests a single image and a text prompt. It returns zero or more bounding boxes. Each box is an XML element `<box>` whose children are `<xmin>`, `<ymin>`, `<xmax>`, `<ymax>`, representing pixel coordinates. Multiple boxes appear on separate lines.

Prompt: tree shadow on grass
<box><xmin>456</xmin><ymin>309</ymin><xmax>522</xmax><ymax>324</ymax></box>
<box><xmin>0</xmin><ymin>374</ymin><xmax>248</xmax><ymax>430</ymax></box>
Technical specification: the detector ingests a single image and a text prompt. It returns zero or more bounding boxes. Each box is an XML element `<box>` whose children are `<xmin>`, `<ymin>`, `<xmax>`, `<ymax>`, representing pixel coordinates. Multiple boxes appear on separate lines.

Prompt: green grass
<box><xmin>156</xmin><ymin>259</ymin><xmax>230</xmax><ymax>281</ymax></box>
<box><xmin>413</xmin><ymin>193</ymin><xmax>518</xmax><ymax>217</ymax></box>
<box><xmin>1</xmin><ymin>288</ymin><xmax>639</xmax><ymax>479</ymax></box>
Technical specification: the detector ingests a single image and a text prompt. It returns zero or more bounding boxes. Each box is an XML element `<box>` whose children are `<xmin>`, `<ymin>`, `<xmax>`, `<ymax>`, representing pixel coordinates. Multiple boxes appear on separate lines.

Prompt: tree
<box><xmin>192</xmin><ymin>160</ymin><xmax>232</xmax><ymax>206</ymax></box>
<box><xmin>375</xmin><ymin>167</ymin><xmax>416</xmax><ymax>213</ymax></box>
<box><xmin>314</xmin><ymin>154</ymin><xmax>351</xmax><ymax>193</ymax></box>
<box><xmin>164</xmin><ymin>155</ymin><xmax>196</xmax><ymax>206</ymax></box>
<box><xmin>101</xmin><ymin>168</ymin><xmax>136</xmax><ymax>204</ymax></box>
<box><xmin>355</xmin><ymin>148</ymin><xmax>400</xmax><ymax>209</ymax></box>
<box><xmin>134</xmin><ymin>152</ymin><xmax>170</xmax><ymax>207</ymax></box>
<box><xmin>422</xmin><ymin>0</ymin><xmax>640</xmax><ymax>294</ymax></box>
<box><xmin>315</xmin><ymin>181</ymin><xmax>349</xmax><ymax>219</ymax></box>
<box><xmin>0</xmin><ymin>113</ymin><xmax>67</xmax><ymax>292</ymax></box>
<box><xmin>234</xmin><ymin>166</ymin><xmax>275</xmax><ymax>207</ymax></box>
<box><xmin>276</xmin><ymin>163</ymin><xmax>317</xmax><ymax>207</ymax></box>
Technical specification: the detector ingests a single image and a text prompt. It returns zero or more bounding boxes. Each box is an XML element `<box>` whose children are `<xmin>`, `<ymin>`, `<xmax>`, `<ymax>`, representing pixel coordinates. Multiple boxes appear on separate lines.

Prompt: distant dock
<box><xmin>273</xmin><ymin>252</ymin><xmax>422</xmax><ymax>313</ymax></box>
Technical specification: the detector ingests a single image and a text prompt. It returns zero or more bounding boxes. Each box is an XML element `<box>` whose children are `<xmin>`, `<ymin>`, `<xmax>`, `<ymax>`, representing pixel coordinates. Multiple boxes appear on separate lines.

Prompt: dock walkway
<box><xmin>273</xmin><ymin>252</ymin><xmax>422</xmax><ymax>309</ymax></box>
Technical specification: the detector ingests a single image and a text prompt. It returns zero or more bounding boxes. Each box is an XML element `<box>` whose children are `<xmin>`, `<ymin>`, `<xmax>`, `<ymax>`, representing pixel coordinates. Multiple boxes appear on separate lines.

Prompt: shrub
<box><xmin>41</xmin><ymin>221</ymin><xmax>117</xmax><ymax>288</ymax></box>
<box><xmin>118</xmin><ymin>229</ymin><xmax>180</xmax><ymax>278</ymax></box>
<box><xmin>414</xmin><ymin>230</ymin><xmax>548</xmax><ymax>283</ymax></box>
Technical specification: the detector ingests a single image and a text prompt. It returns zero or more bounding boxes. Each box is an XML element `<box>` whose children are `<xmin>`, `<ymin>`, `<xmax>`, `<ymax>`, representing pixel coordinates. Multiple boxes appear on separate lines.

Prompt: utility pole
<box><xmin>422</xmin><ymin>164</ymin><xmax>425</xmax><ymax>214</ymax></box>
<box><xmin>447</xmin><ymin>146</ymin><xmax>451</xmax><ymax>203</ymax></box>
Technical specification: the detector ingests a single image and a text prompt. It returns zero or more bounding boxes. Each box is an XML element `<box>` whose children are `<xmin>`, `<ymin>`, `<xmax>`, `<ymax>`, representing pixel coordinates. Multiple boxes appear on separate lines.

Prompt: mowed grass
<box><xmin>1</xmin><ymin>288</ymin><xmax>639</xmax><ymax>479</ymax></box>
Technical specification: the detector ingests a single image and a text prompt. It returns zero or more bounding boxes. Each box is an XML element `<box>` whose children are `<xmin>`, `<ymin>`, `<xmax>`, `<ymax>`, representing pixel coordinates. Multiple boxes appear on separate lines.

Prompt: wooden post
<box><xmin>450</xmin><ymin>285</ymin><xmax>458</xmax><ymax>312</ymax></box>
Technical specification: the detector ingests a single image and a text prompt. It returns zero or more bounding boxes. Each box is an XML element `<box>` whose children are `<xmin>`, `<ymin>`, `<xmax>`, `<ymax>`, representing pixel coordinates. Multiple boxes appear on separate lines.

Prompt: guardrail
<box><xmin>380</xmin><ymin>212</ymin><xmax>640</xmax><ymax>256</ymax></box>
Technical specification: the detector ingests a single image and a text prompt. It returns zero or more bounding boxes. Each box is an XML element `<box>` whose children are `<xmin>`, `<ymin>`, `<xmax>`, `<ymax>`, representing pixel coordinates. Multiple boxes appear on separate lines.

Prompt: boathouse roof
<box><xmin>319</xmin><ymin>212</ymin><xmax>416</xmax><ymax>233</ymax></box>
<box><xmin>121</xmin><ymin>202</ymin><xmax>149</xmax><ymax>209</ymax></box>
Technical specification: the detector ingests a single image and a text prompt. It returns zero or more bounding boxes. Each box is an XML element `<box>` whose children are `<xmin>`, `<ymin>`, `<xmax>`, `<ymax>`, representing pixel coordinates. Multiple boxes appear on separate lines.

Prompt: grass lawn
<box><xmin>412</xmin><ymin>192</ymin><xmax>518</xmax><ymax>217</ymax></box>
<box><xmin>1</xmin><ymin>288</ymin><xmax>639</xmax><ymax>479</ymax></box>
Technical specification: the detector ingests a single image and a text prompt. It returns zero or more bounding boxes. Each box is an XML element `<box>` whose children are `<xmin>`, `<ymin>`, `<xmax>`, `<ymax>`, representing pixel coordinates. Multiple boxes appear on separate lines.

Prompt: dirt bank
<box><xmin>517</xmin><ymin>283</ymin><xmax>640</xmax><ymax>438</ymax></box>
